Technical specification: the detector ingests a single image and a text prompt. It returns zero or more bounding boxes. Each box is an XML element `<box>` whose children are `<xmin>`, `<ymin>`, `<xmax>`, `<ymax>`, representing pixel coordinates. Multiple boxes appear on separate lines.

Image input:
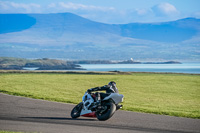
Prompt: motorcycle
<box><xmin>71</xmin><ymin>92</ymin><xmax>124</xmax><ymax>121</ymax></box>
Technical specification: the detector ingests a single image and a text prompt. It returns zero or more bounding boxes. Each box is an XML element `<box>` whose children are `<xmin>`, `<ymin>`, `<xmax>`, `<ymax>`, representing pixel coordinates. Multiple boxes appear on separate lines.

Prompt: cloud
<box><xmin>0</xmin><ymin>1</ymin><xmax>114</xmax><ymax>14</ymax></box>
<box><xmin>192</xmin><ymin>11</ymin><xmax>200</xmax><ymax>18</ymax></box>
<box><xmin>44</xmin><ymin>2</ymin><xmax>118</xmax><ymax>23</ymax></box>
<box><xmin>0</xmin><ymin>1</ymin><xmax>41</xmax><ymax>13</ymax></box>
<box><xmin>45</xmin><ymin>2</ymin><xmax>115</xmax><ymax>13</ymax></box>
<box><xmin>152</xmin><ymin>3</ymin><xmax>180</xmax><ymax>17</ymax></box>
<box><xmin>0</xmin><ymin>1</ymin><xmax>195</xmax><ymax>24</ymax></box>
<box><xmin>134</xmin><ymin>8</ymin><xmax>149</xmax><ymax>15</ymax></box>
<box><xmin>0</xmin><ymin>1</ymin><xmax>119</xmax><ymax>23</ymax></box>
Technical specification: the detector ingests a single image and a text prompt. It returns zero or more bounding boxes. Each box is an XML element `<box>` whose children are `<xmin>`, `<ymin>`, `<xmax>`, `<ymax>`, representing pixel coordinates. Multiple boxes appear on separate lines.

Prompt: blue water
<box><xmin>79</xmin><ymin>63</ymin><xmax>200</xmax><ymax>74</ymax></box>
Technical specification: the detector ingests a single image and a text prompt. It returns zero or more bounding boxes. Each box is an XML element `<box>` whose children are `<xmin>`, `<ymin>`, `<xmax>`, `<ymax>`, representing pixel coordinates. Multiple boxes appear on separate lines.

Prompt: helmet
<box><xmin>108</xmin><ymin>81</ymin><xmax>116</xmax><ymax>86</ymax></box>
<box><xmin>108</xmin><ymin>81</ymin><xmax>118</xmax><ymax>93</ymax></box>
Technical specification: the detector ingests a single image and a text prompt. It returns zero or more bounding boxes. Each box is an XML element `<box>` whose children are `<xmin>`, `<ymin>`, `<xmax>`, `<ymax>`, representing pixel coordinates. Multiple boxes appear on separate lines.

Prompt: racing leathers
<box><xmin>87</xmin><ymin>82</ymin><xmax>119</xmax><ymax>106</ymax></box>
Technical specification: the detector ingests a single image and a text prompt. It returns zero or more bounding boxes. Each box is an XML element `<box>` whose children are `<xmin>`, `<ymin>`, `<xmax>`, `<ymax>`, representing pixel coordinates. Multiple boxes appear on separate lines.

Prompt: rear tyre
<box><xmin>96</xmin><ymin>102</ymin><xmax>116</xmax><ymax>121</ymax></box>
<box><xmin>71</xmin><ymin>102</ymin><xmax>83</xmax><ymax>118</ymax></box>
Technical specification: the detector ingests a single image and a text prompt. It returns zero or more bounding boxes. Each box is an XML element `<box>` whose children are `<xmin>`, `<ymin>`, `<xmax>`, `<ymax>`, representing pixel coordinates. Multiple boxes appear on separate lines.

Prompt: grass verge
<box><xmin>0</xmin><ymin>131</ymin><xmax>38</xmax><ymax>133</ymax></box>
<box><xmin>0</xmin><ymin>72</ymin><xmax>199</xmax><ymax>118</ymax></box>
<box><xmin>0</xmin><ymin>131</ymin><xmax>35</xmax><ymax>133</ymax></box>
<box><xmin>0</xmin><ymin>131</ymin><xmax>21</xmax><ymax>133</ymax></box>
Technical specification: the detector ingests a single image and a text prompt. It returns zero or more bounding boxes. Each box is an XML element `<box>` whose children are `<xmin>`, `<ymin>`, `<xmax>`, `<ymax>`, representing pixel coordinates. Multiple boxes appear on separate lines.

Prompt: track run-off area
<box><xmin>0</xmin><ymin>93</ymin><xmax>199</xmax><ymax>133</ymax></box>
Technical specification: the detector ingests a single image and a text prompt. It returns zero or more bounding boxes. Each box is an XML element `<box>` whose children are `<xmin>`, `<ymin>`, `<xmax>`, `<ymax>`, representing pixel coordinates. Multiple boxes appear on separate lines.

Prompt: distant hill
<box><xmin>0</xmin><ymin>14</ymin><xmax>36</xmax><ymax>34</ymax></box>
<box><xmin>0</xmin><ymin>13</ymin><xmax>200</xmax><ymax>61</ymax></box>
<box><xmin>0</xmin><ymin>57</ymin><xmax>82</xmax><ymax>70</ymax></box>
<box><xmin>120</xmin><ymin>18</ymin><xmax>199</xmax><ymax>43</ymax></box>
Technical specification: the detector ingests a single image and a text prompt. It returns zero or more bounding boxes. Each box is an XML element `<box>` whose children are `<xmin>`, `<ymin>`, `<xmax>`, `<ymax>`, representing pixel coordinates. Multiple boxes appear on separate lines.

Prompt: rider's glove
<box><xmin>87</xmin><ymin>89</ymin><xmax>93</xmax><ymax>93</ymax></box>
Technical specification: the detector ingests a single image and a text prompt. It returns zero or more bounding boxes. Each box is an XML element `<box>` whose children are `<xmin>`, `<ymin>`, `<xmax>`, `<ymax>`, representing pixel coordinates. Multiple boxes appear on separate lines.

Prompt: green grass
<box><xmin>0</xmin><ymin>131</ymin><xmax>22</xmax><ymax>133</ymax></box>
<box><xmin>0</xmin><ymin>131</ymin><xmax>36</xmax><ymax>133</ymax></box>
<box><xmin>0</xmin><ymin>72</ymin><xmax>199</xmax><ymax>118</ymax></box>
<box><xmin>0</xmin><ymin>130</ymin><xmax>37</xmax><ymax>133</ymax></box>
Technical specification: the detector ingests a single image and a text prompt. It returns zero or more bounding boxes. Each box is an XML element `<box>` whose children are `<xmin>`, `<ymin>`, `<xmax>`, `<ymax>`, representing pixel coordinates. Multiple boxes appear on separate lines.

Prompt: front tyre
<box><xmin>71</xmin><ymin>102</ymin><xmax>83</xmax><ymax>118</ymax></box>
<box><xmin>96</xmin><ymin>102</ymin><xmax>116</xmax><ymax>121</ymax></box>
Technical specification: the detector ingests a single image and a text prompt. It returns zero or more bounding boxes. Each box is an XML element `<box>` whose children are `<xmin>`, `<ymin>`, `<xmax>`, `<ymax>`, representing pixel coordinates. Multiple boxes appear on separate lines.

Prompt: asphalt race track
<box><xmin>0</xmin><ymin>93</ymin><xmax>199</xmax><ymax>133</ymax></box>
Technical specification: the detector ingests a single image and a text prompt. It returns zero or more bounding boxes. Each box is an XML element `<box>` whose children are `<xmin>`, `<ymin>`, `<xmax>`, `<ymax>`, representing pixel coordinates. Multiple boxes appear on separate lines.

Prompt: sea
<box><xmin>79</xmin><ymin>63</ymin><xmax>200</xmax><ymax>74</ymax></box>
<box><xmin>23</xmin><ymin>63</ymin><xmax>200</xmax><ymax>74</ymax></box>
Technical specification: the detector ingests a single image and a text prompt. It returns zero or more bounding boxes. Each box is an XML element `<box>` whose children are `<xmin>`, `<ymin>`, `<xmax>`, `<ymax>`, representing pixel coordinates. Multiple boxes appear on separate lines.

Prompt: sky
<box><xmin>0</xmin><ymin>0</ymin><xmax>200</xmax><ymax>24</ymax></box>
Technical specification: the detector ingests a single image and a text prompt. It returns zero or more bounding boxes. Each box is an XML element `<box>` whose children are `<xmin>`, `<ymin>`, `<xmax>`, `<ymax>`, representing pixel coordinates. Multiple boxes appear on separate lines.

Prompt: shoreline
<box><xmin>0</xmin><ymin>70</ymin><xmax>199</xmax><ymax>75</ymax></box>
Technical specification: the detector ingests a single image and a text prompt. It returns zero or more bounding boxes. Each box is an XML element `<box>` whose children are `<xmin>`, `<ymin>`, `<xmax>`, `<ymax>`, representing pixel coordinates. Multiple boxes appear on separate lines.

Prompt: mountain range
<box><xmin>0</xmin><ymin>13</ymin><xmax>200</xmax><ymax>61</ymax></box>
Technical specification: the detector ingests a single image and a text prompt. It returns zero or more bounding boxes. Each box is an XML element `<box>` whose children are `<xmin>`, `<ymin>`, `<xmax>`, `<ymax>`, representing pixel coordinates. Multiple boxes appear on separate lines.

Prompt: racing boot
<box><xmin>116</xmin><ymin>105</ymin><xmax>123</xmax><ymax>110</ymax></box>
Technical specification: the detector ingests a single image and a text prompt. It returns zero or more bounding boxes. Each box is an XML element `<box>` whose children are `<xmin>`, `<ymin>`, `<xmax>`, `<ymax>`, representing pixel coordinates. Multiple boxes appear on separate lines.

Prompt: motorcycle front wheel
<box><xmin>96</xmin><ymin>102</ymin><xmax>116</xmax><ymax>121</ymax></box>
<box><xmin>71</xmin><ymin>102</ymin><xmax>83</xmax><ymax>118</ymax></box>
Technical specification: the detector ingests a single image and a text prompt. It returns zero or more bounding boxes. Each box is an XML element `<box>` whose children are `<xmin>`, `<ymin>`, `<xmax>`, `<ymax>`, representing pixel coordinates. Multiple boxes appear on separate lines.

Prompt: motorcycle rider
<box><xmin>87</xmin><ymin>81</ymin><xmax>119</xmax><ymax>108</ymax></box>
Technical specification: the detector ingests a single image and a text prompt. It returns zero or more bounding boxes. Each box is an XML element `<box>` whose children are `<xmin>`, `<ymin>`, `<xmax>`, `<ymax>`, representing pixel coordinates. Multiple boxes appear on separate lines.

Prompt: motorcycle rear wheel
<box><xmin>71</xmin><ymin>102</ymin><xmax>83</xmax><ymax>118</ymax></box>
<box><xmin>96</xmin><ymin>102</ymin><xmax>116</xmax><ymax>121</ymax></box>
